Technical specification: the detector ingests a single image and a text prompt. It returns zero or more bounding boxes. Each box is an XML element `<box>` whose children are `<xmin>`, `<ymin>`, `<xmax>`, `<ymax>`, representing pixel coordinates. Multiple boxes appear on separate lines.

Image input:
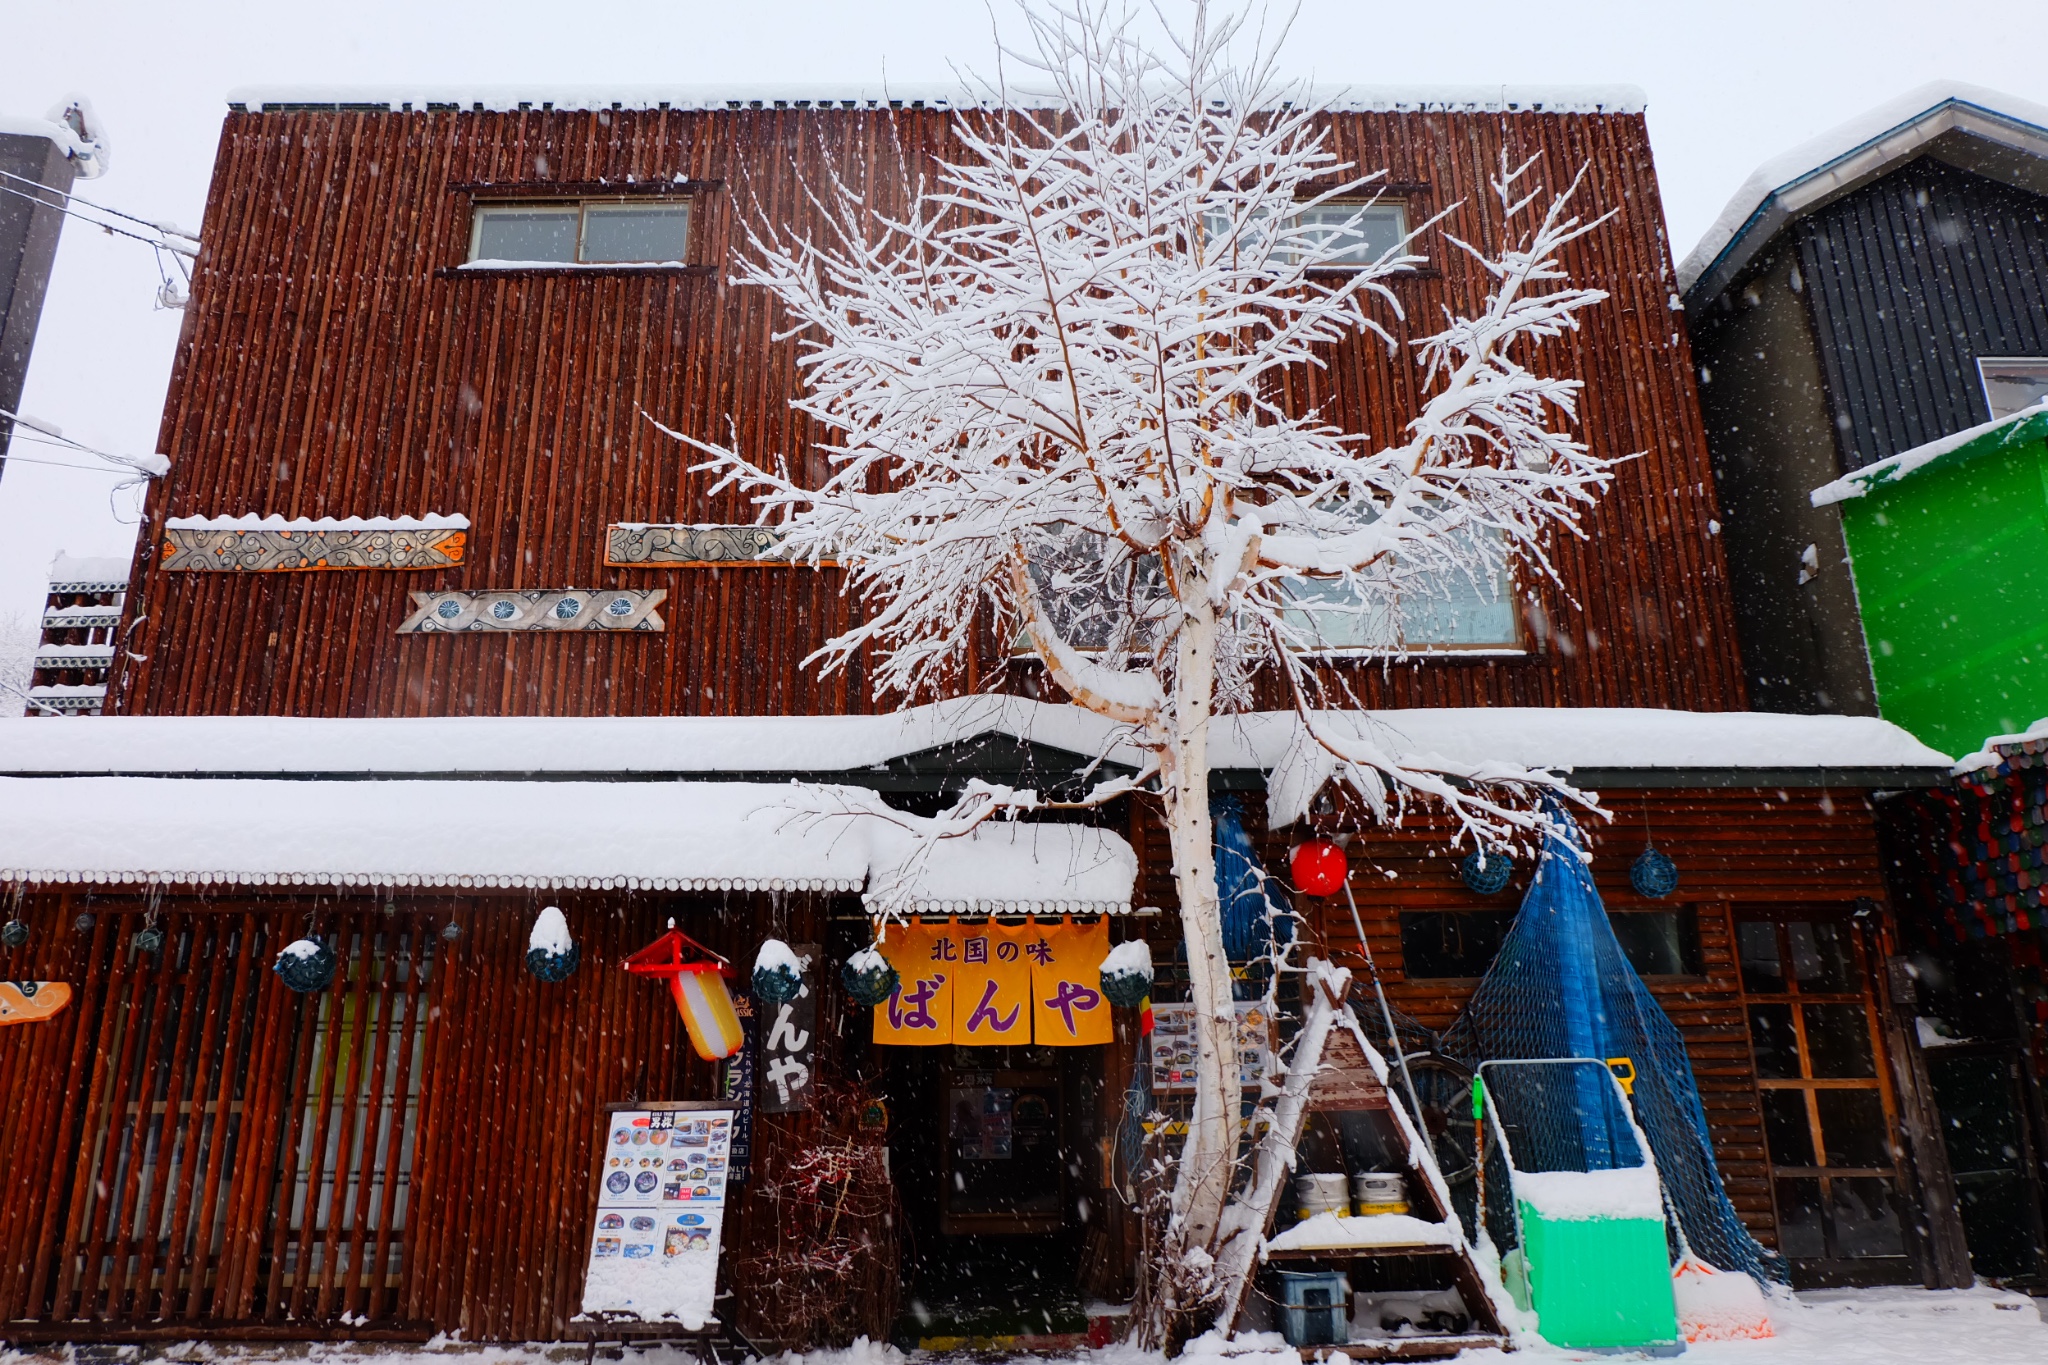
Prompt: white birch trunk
<box><xmin>1163</xmin><ymin>589</ymin><xmax>1238</xmax><ymax>1262</ymax></box>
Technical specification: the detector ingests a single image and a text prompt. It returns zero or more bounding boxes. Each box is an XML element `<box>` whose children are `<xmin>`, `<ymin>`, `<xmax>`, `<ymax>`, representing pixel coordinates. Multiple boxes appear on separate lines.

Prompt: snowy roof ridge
<box><xmin>1679</xmin><ymin>81</ymin><xmax>2048</xmax><ymax>303</ymax></box>
<box><xmin>1811</xmin><ymin>401</ymin><xmax>2048</xmax><ymax>507</ymax></box>
<box><xmin>226</xmin><ymin>83</ymin><xmax>1644</xmax><ymax>116</ymax></box>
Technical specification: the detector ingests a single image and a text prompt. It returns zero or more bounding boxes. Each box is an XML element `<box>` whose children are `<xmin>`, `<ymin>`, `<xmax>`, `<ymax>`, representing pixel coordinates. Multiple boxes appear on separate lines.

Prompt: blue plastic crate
<box><xmin>1275</xmin><ymin>1269</ymin><xmax>1350</xmax><ymax>1348</ymax></box>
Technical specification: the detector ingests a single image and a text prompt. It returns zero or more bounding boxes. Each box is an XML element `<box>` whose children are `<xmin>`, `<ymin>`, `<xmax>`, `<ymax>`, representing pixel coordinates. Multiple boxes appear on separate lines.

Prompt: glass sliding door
<box><xmin>1736</xmin><ymin>907</ymin><xmax>1916</xmax><ymax>1285</ymax></box>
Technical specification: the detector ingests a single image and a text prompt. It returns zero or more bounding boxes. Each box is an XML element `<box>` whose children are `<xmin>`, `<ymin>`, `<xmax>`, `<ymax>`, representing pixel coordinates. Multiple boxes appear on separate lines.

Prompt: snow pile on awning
<box><xmin>0</xmin><ymin>777</ymin><xmax>1133</xmax><ymax>909</ymax></box>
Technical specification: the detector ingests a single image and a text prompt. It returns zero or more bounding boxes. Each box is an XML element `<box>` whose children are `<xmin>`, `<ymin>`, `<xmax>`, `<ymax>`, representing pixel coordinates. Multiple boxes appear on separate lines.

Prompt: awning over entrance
<box><xmin>0</xmin><ymin>776</ymin><xmax>1136</xmax><ymax>909</ymax></box>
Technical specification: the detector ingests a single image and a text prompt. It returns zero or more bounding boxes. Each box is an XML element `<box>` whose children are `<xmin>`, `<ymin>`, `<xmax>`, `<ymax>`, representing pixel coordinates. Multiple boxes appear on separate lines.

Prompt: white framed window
<box><xmin>467</xmin><ymin>199</ymin><xmax>692</xmax><ymax>267</ymax></box>
<box><xmin>1977</xmin><ymin>357</ymin><xmax>2048</xmax><ymax>420</ymax></box>
<box><xmin>1280</xmin><ymin>525</ymin><xmax>1520</xmax><ymax>654</ymax></box>
<box><xmin>1293</xmin><ymin>199</ymin><xmax>1409</xmax><ymax>267</ymax></box>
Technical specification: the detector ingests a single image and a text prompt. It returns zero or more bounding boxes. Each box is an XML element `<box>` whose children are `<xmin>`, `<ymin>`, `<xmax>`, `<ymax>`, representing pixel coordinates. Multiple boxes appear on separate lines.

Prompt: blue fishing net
<box><xmin>1443</xmin><ymin>815</ymin><xmax>1788</xmax><ymax>1286</ymax></box>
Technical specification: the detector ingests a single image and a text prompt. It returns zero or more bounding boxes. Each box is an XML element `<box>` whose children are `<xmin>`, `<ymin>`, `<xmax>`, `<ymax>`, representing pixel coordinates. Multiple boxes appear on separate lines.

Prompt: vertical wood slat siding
<box><xmin>113</xmin><ymin>104</ymin><xmax>1742</xmax><ymax>720</ymax></box>
<box><xmin>1126</xmin><ymin>787</ymin><xmax>1895</xmax><ymax>1243</ymax></box>
<box><xmin>0</xmin><ymin>889</ymin><xmax>831</xmax><ymax>1340</ymax></box>
<box><xmin>1797</xmin><ymin>160</ymin><xmax>2048</xmax><ymax>470</ymax></box>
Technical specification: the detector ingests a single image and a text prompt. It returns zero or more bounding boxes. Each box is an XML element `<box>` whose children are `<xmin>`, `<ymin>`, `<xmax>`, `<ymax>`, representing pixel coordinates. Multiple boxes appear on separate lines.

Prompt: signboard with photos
<box><xmin>580</xmin><ymin>1102</ymin><xmax>737</xmax><ymax>1328</ymax></box>
<box><xmin>1148</xmin><ymin>1000</ymin><xmax>1273</xmax><ymax>1092</ymax></box>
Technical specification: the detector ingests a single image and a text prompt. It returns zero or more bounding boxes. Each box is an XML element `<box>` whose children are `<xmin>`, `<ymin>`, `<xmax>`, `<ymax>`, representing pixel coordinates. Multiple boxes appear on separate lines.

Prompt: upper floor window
<box><xmin>1280</xmin><ymin>525</ymin><xmax>1520</xmax><ymax>654</ymax></box>
<box><xmin>467</xmin><ymin>198</ymin><xmax>691</xmax><ymax>267</ymax></box>
<box><xmin>1294</xmin><ymin>199</ymin><xmax>1408</xmax><ymax>267</ymax></box>
<box><xmin>1977</xmin><ymin>357</ymin><xmax>2048</xmax><ymax>420</ymax></box>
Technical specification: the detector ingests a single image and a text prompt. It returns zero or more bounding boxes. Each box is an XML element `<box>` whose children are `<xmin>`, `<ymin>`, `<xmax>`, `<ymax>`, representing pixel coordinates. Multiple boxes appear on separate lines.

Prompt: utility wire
<box><xmin>0</xmin><ymin>406</ymin><xmax>166</xmax><ymax>478</ymax></box>
<box><xmin>0</xmin><ymin>166</ymin><xmax>198</xmax><ymax>254</ymax></box>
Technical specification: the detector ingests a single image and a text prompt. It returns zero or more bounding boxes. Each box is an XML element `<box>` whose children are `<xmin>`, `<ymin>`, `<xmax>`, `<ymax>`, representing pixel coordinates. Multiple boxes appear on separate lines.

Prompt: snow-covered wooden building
<box><xmin>0</xmin><ymin>84</ymin><xmax>1968</xmax><ymax>1347</ymax></box>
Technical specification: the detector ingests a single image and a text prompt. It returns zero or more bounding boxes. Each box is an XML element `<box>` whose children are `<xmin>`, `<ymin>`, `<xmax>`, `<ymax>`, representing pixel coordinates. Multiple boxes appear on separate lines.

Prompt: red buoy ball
<box><xmin>1290</xmin><ymin>839</ymin><xmax>1349</xmax><ymax>897</ymax></box>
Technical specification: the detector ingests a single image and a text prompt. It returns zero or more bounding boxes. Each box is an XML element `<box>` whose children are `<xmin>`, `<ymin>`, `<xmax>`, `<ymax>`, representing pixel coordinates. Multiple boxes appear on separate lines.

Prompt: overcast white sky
<box><xmin>4</xmin><ymin>0</ymin><xmax>2047</xmax><ymax>664</ymax></box>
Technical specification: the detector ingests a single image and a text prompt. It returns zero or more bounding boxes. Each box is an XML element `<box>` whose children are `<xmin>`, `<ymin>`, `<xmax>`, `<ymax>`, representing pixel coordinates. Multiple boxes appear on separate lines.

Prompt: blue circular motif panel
<box><xmin>553</xmin><ymin>597</ymin><xmax>583</xmax><ymax>619</ymax></box>
<box><xmin>436</xmin><ymin>599</ymin><xmax>462</xmax><ymax>619</ymax></box>
<box><xmin>606</xmin><ymin>596</ymin><xmax>635</xmax><ymax>616</ymax></box>
<box><xmin>490</xmin><ymin>600</ymin><xmax>517</xmax><ymax>620</ymax></box>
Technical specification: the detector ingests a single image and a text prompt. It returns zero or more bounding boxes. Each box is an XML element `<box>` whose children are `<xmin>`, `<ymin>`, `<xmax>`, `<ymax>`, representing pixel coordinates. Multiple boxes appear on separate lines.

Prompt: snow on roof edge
<box><xmin>0</xmin><ymin>700</ymin><xmax>1953</xmax><ymax>778</ymax></box>
<box><xmin>225</xmin><ymin>83</ymin><xmax>1645</xmax><ymax>116</ymax></box>
<box><xmin>1811</xmin><ymin>402</ymin><xmax>2048</xmax><ymax>507</ymax></box>
<box><xmin>1678</xmin><ymin>81</ymin><xmax>2048</xmax><ymax>300</ymax></box>
<box><xmin>1951</xmin><ymin>716</ymin><xmax>2048</xmax><ymax>777</ymax></box>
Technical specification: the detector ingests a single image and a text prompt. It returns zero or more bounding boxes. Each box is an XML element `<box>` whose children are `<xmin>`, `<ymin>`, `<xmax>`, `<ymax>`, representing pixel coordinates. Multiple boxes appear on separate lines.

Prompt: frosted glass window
<box><xmin>471</xmin><ymin>207</ymin><xmax>579</xmax><ymax>263</ymax></box>
<box><xmin>1294</xmin><ymin>200</ymin><xmax>1408</xmax><ymax>266</ymax></box>
<box><xmin>1281</xmin><ymin>524</ymin><xmax>1518</xmax><ymax>653</ymax></box>
<box><xmin>469</xmin><ymin>199</ymin><xmax>691</xmax><ymax>265</ymax></box>
<box><xmin>580</xmin><ymin>204</ymin><xmax>692</xmax><ymax>263</ymax></box>
<box><xmin>1977</xmin><ymin>357</ymin><xmax>2048</xmax><ymax>419</ymax></box>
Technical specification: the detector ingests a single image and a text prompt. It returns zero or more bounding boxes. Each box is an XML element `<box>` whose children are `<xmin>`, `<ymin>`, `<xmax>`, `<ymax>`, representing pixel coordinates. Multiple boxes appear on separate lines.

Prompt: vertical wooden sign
<box><xmin>757</xmin><ymin>943</ymin><xmax>817</xmax><ymax>1114</ymax></box>
<box><xmin>721</xmin><ymin>997</ymin><xmax>756</xmax><ymax>1185</ymax></box>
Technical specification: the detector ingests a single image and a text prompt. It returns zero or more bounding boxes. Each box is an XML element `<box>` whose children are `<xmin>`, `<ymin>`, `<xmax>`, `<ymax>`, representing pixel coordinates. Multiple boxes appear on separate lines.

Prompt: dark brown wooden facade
<box><xmin>0</xmin><ymin>95</ymin><xmax>1956</xmax><ymax>1344</ymax></box>
<box><xmin>111</xmin><ymin>100</ymin><xmax>1743</xmax><ymax>720</ymax></box>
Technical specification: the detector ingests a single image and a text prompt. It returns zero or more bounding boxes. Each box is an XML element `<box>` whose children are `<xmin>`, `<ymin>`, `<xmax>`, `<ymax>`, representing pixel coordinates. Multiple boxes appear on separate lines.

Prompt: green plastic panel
<box><xmin>1518</xmin><ymin>1203</ymin><xmax>1679</xmax><ymax>1350</ymax></box>
<box><xmin>1838</xmin><ymin>434</ymin><xmax>2048</xmax><ymax>755</ymax></box>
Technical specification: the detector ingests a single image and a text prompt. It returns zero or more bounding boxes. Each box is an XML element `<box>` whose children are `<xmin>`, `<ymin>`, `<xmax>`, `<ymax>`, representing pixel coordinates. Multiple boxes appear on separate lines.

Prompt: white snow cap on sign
<box><xmin>165</xmin><ymin>513</ymin><xmax>470</xmax><ymax>531</ymax></box>
<box><xmin>1679</xmin><ymin>81</ymin><xmax>2048</xmax><ymax>297</ymax></box>
<box><xmin>529</xmin><ymin>906</ymin><xmax>572</xmax><ymax>955</ymax></box>
<box><xmin>278</xmin><ymin>938</ymin><xmax>323</xmax><ymax>961</ymax></box>
<box><xmin>47</xmin><ymin>553</ymin><xmax>130</xmax><ymax>588</ymax></box>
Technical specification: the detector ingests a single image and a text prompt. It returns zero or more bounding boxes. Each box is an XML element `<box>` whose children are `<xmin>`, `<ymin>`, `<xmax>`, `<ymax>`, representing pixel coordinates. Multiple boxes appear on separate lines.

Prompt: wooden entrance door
<box><xmin>1734</xmin><ymin>906</ymin><xmax>1915</xmax><ymax>1285</ymax></box>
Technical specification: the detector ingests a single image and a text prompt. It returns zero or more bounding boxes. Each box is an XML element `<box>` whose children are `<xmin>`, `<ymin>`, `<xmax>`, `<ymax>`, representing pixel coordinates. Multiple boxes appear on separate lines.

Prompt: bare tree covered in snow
<box><xmin>685</xmin><ymin>0</ymin><xmax>1625</xmax><ymax>1340</ymax></box>
<box><xmin>0</xmin><ymin>611</ymin><xmax>38</xmax><ymax>718</ymax></box>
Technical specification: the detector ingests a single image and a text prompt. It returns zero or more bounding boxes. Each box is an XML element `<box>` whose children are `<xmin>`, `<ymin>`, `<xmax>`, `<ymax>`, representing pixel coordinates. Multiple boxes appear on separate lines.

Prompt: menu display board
<box><xmin>1148</xmin><ymin>1001</ymin><xmax>1272</xmax><ymax>1092</ymax></box>
<box><xmin>579</xmin><ymin>1104</ymin><xmax>736</xmax><ymax>1328</ymax></box>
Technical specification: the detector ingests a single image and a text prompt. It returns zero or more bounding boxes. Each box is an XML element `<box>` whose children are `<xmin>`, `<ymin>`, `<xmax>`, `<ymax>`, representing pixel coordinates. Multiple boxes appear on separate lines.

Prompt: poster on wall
<box><xmin>721</xmin><ymin>1000</ymin><xmax>756</xmax><ymax>1186</ymax></box>
<box><xmin>579</xmin><ymin>1102</ymin><xmax>737</xmax><ymax>1328</ymax></box>
<box><xmin>1147</xmin><ymin>1001</ymin><xmax>1272</xmax><ymax>1092</ymax></box>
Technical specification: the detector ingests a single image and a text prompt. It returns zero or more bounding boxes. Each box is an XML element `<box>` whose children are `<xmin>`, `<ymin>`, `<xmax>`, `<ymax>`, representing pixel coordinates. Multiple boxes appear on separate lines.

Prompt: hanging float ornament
<box><xmin>752</xmin><ymin>938</ymin><xmax>805</xmax><ymax>1004</ymax></box>
<box><xmin>132</xmin><ymin>924</ymin><xmax>166</xmax><ymax>955</ymax></box>
<box><xmin>1290</xmin><ymin>839</ymin><xmax>1349</xmax><ymax>897</ymax></box>
<box><xmin>624</xmin><ymin>921</ymin><xmax>744</xmax><ymax>1061</ymax></box>
<box><xmin>1099</xmin><ymin>938</ymin><xmax>1156</xmax><ymax>1035</ymax></box>
<box><xmin>525</xmin><ymin>905</ymin><xmax>579</xmax><ymax>982</ymax></box>
<box><xmin>1</xmin><ymin>918</ymin><xmax>28</xmax><ymax>949</ymax></box>
<box><xmin>274</xmin><ymin>937</ymin><xmax>337</xmax><ymax>993</ymax></box>
<box><xmin>1631</xmin><ymin>844</ymin><xmax>1680</xmax><ymax>899</ymax></box>
<box><xmin>1459</xmin><ymin>847</ymin><xmax>1515</xmax><ymax>896</ymax></box>
<box><xmin>841</xmin><ymin>946</ymin><xmax>899</xmax><ymax>1007</ymax></box>
<box><xmin>1099</xmin><ymin>939</ymin><xmax>1154</xmax><ymax>1008</ymax></box>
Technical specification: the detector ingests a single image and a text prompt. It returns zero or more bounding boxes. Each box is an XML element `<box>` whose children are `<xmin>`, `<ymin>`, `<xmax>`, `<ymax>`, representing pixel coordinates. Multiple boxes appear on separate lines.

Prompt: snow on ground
<box><xmin>2</xmin><ymin>1288</ymin><xmax>2041</xmax><ymax>1365</ymax></box>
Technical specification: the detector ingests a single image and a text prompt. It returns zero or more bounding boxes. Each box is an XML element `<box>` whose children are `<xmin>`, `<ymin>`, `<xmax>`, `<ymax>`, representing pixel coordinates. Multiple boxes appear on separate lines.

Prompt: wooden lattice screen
<box><xmin>0</xmin><ymin>900</ymin><xmax>439</xmax><ymax>1331</ymax></box>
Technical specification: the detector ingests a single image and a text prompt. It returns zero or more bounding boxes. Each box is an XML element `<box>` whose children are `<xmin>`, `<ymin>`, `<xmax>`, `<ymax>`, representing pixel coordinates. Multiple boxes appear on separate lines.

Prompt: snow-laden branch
<box><xmin>671</xmin><ymin>2</ymin><xmax>1632</xmax><ymax>1323</ymax></box>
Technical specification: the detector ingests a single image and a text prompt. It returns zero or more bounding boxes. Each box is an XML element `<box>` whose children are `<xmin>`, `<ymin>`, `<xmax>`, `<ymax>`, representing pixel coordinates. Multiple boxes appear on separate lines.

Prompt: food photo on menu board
<box><xmin>579</xmin><ymin>1108</ymin><xmax>736</xmax><ymax>1326</ymax></box>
